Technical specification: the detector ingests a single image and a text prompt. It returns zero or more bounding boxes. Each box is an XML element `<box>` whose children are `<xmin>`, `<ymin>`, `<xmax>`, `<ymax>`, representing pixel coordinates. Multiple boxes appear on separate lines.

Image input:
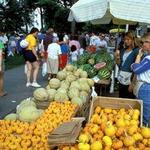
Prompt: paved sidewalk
<box><xmin>0</xmin><ymin>65</ymin><xmax>48</xmax><ymax>119</ymax></box>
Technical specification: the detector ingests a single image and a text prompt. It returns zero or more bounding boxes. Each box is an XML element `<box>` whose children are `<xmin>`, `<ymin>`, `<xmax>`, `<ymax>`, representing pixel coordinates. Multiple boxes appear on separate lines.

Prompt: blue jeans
<box><xmin>138</xmin><ymin>83</ymin><xmax>150</xmax><ymax>125</ymax></box>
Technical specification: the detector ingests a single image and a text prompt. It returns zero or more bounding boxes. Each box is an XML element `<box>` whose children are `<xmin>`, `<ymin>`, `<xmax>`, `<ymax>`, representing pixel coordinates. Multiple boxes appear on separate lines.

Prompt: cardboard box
<box><xmin>89</xmin><ymin>96</ymin><xmax>143</xmax><ymax>126</ymax></box>
<box><xmin>48</xmin><ymin>117</ymin><xmax>85</xmax><ymax>147</ymax></box>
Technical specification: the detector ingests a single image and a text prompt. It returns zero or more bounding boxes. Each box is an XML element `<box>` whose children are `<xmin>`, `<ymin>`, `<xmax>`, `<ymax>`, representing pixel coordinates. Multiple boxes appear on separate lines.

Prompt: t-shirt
<box><xmin>26</xmin><ymin>34</ymin><xmax>37</xmax><ymax>51</ymax></box>
<box><xmin>60</xmin><ymin>44</ymin><xmax>69</xmax><ymax>54</ymax></box>
<box><xmin>95</xmin><ymin>39</ymin><xmax>108</xmax><ymax>48</ymax></box>
<box><xmin>47</xmin><ymin>43</ymin><xmax>62</xmax><ymax>59</ymax></box>
<box><xmin>70</xmin><ymin>50</ymin><xmax>78</xmax><ymax>62</ymax></box>
<box><xmin>0</xmin><ymin>41</ymin><xmax>4</xmax><ymax>51</ymax></box>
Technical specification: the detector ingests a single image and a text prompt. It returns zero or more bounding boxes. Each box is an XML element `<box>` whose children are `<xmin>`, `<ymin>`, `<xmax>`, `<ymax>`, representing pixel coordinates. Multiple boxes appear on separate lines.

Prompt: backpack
<box><xmin>20</xmin><ymin>39</ymin><xmax>29</xmax><ymax>48</ymax></box>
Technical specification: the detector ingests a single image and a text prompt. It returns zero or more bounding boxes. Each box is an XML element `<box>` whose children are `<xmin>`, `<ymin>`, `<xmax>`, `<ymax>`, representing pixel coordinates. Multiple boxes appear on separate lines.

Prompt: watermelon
<box><xmin>81</xmin><ymin>64</ymin><xmax>92</xmax><ymax>73</ymax></box>
<box><xmin>94</xmin><ymin>62</ymin><xmax>106</xmax><ymax>70</ymax></box>
<box><xmin>88</xmin><ymin>68</ymin><xmax>97</xmax><ymax>78</ymax></box>
<box><xmin>77</xmin><ymin>53</ymin><xmax>90</xmax><ymax>65</ymax></box>
<box><xmin>98</xmin><ymin>68</ymin><xmax>111</xmax><ymax>80</ymax></box>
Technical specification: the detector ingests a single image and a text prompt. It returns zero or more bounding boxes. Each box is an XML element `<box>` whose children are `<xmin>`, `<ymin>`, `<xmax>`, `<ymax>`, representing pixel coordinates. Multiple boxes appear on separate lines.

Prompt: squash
<box><xmin>49</xmin><ymin>78</ymin><xmax>61</xmax><ymax>89</ymax></box>
<box><xmin>33</xmin><ymin>88</ymin><xmax>49</xmax><ymax>101</ymax></box>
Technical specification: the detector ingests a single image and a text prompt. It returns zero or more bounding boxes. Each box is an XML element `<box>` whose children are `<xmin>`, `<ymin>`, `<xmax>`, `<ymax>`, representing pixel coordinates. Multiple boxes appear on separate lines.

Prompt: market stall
<box><xmin>0</xmin><ymin>64</ymin><xmax>150</xmax><ymax>149</ymax></box>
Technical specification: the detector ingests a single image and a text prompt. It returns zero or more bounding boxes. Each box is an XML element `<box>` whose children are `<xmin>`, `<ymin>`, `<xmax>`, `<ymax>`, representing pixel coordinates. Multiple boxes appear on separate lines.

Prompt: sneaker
<box><xmin>26</xmin><ymin>82</ymin><xmax>31</xmax><ymax>87</ymax></box>
<box><xmin>31</xmin><ymin>82</ymin><xmax>41</xmax><ymax>88</ymax></box>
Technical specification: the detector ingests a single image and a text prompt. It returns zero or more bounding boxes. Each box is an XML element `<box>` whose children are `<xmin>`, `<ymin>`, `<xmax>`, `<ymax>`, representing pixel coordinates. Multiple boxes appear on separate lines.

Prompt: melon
<box><xmin>94</xmin><ymin>62</ymin><xmax>106</xmax><ymax>70</ymax></box>
<box><xmin>47</xmin><ymin>89</ymin><xmax>57</xmax><ymax>101</ymax></box>
<box><xmin>71</xmin><ymin>97</ymin><xmax>83</xmax><ymax>107</ymax></box>
<box><xmin>4</xmin><ymin>113</ymin><xmax>18</xmax><ymax>120</ymax></box>
<box><xmin>65</xmin><ymin>64</ymin><xmax>74</xmax><ymax>72</ymax></box>
<box><xmin>68</xmin><ymin>88</ymin><xmax>80</xmax><ymax>99</ymax></box>
<box><xmin>18</xmin><ymin>106</ymin><xmax>40</xmax><ymax>122</ymax></box>
<box><xmin>56</xmin><ymin>71</ymin><xmax>67</xmax><ymax>81</ymax></box>
<box><xmin>49</xmin><ymin>78</ymin><xmax>61</xmax><ymax>89</ymax></box>
<box><xmin>33</xmin><ymin>88</ymin><xmax>49</xmax><ymax>101</ymax></box>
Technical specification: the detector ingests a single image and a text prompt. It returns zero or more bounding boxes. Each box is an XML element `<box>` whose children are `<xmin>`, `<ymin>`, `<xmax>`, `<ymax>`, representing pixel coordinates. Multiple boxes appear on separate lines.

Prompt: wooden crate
<box><xmin>48</xmin><ymin>117</ymin><xmax>85</xmax><ymax>147</ymax></box>
<box><xmin>89</xmin><ymin>96</ymin><xmax>143</xmax><ymax>126</ymax></box>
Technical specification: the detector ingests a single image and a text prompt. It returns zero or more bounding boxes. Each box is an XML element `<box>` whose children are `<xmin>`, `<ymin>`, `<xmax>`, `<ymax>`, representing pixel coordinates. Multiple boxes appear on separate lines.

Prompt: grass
<box><xmin>5</xmin><ymin>54</ymin><xmax>25</xmax><ymax>70</ymax></box>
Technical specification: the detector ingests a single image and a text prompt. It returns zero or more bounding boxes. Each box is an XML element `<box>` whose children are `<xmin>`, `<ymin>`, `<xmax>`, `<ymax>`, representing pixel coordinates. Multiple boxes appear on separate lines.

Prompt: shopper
<box><xmin>131</xmin><ymin>32</ymin><xmax>150</xmax><ymax>125</ymax></box>
<box><xmin>47</xmin><ymin>37</ymin><xmax>62</xmax><ymax>79</ymax></box>
<box><xmin>23</xmin><ymin>27</ymin><xmax>41</xmax><ymax>87</ymax></box>
<box><xmin>58</xmin><ymin>35</ymin><xmax>69</xmax><ymax>70</ymax></box>
<box><xmin>0</xmin><ymin>41</ymin><xmax>7</xmax><ymax>96</ymax></box>
<box><xmin>115</xmin><ymin>31</ymin><xmax>139</xmax><ymax>98</ymax></box>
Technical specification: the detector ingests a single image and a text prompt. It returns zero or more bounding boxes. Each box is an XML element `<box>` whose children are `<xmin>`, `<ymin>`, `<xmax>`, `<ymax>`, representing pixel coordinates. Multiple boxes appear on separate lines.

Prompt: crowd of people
<box><xmin>0</xmin><ymin>27</ymin><xmax>150</xmax><ymax>125</ymax></box>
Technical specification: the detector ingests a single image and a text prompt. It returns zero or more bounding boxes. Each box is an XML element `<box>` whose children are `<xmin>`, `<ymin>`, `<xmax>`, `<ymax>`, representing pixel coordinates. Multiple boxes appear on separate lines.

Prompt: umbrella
<box><xmin>68</xmin><ymin>0</ymin><xmax>150</xmax><ymax>24</ymax></box>
<box><xmin>109</xmin><ymin>28</ymin><xmax>125</xmax><ymax>33</ymax></box>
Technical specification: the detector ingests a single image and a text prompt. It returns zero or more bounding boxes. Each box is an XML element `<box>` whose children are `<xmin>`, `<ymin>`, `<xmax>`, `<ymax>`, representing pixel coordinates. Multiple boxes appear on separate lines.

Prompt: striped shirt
<box><xmin>131</xmin><ymin>55</ymin><xmax>150</xmax><ymax>83</ymax></box>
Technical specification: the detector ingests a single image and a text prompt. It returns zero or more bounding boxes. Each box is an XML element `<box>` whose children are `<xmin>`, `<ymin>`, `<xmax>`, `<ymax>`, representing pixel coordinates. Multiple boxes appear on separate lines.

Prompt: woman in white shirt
<box><xmin>47</xmin><ymin>37</ymin><xmax>61</xmax><ymax>79</ymax></box>
<box><xmin>131</xmin><ymin>33</ymin><xmax>150</xmax><ymax>125</ymax></box>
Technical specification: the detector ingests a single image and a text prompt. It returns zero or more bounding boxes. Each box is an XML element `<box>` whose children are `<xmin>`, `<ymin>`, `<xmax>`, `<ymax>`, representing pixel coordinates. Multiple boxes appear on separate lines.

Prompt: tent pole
<box><xmin>125</xmin><ymin>24</ymin><xmax>129</xmax><ymax>32</ymax></box>
<box><xmin>71</xmin><ymin>19</ymin><xmax>76</xmax><ymax>34</ymax></box>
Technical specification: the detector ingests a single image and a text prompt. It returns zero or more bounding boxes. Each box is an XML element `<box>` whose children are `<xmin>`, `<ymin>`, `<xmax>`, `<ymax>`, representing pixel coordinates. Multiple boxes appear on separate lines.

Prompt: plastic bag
<box><xmin>42</xmin><ymin>62</ymin><xmax>47</xmax><ymax>77</ymax></box>
<box><xmin>91</xmin><ymin>86</ymin><xmax>97</xmax><ymax>98</ymax></box>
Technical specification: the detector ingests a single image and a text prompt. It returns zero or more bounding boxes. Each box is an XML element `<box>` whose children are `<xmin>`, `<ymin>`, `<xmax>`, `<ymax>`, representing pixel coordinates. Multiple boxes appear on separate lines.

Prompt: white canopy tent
<box><xmin>68</xmin><ymin>0</ymin><xmax>150</xmax><ymax>25</ymax></box>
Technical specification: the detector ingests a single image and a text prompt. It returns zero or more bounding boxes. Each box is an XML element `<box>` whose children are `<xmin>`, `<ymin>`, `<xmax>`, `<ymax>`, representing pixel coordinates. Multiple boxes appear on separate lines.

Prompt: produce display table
<box><xmin>98</xmin><ymin>79</ymin><xmax>111</xmax><ymax>96</ymax></box>
<box><xmin>94</xmin><ymin>79</ymin><xmax>111</xmax><ymax>96</ymax></box>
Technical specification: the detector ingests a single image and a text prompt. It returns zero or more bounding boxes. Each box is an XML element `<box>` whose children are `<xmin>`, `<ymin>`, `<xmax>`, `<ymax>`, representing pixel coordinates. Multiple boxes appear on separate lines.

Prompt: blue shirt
<box><xmin>60</xmin><ymin>43</ymin><xmax>69</xmax><ymax>54</ymax></box>
<box><xmin>119</xmin><ymin>47</ymin><xmax>139</xmax><ymax>72</ymax></box>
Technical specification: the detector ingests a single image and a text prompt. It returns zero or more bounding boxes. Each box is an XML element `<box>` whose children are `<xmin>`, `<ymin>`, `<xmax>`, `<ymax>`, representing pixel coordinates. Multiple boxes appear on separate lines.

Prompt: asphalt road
<box><xmin>0</xmin><ymin>65</ymin><xmax>48</xmax><ymax>119</ymax></box>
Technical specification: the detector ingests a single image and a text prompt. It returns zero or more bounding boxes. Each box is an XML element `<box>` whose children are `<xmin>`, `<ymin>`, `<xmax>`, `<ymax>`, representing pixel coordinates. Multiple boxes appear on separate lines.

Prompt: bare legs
<box><xmin>26</xmin><ymin>61</ymin><xmax>40</xmax><ymax>87</ymax></box>
<box><xmin>0</xmin><ymin>72</ymin><xmax>7</xmax><ymax>96</ymax></box>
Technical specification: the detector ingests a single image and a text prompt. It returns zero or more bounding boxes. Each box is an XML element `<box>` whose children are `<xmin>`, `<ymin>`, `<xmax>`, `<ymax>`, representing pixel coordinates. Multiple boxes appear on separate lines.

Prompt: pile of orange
<box><xmin>76</xmin><ymin>106</ymin><xmax>150</xmax><ymax>150</ymax></box>
<box><xmin>0</xmin><ymin>101</ymin><xmax>78</xmax><ymax>150</ymax></box>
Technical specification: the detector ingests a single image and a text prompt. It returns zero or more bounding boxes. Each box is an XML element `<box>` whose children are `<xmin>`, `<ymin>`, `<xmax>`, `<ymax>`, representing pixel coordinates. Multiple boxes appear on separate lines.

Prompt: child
<box><xmin>70</xmin><ymin>45</ymin><xmax>78</xmax><ymax>63</ymax></box>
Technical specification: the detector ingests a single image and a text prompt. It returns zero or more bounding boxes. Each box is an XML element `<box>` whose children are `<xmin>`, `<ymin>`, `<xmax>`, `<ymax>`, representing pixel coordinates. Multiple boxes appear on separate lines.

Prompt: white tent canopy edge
<box><xmin>68</xmin><ymin>0</ymin><xmax>150</xmax><ymax>24</ymax></box>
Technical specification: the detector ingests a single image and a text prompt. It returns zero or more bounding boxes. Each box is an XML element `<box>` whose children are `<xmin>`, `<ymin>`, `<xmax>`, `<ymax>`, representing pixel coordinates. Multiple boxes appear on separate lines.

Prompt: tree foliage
<box><xmin>0</xmin><ymin>0</ymin><xmax>82</xmax><ymax>33</ymax></box>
